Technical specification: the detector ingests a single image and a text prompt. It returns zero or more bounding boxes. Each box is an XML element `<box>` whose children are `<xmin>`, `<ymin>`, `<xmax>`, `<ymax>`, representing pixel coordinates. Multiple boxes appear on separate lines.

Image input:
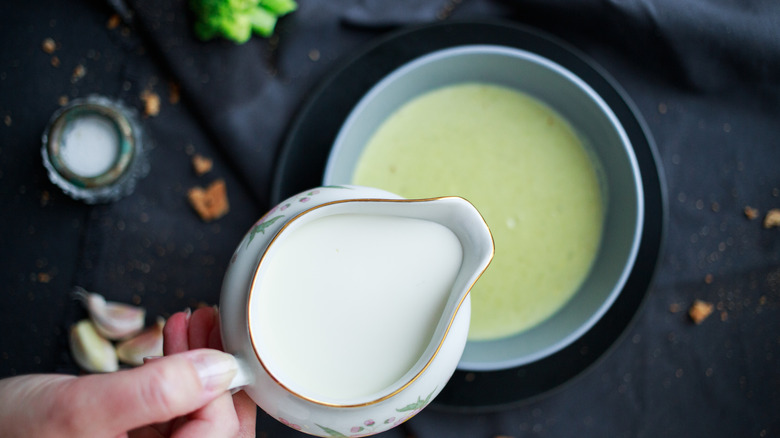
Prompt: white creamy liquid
<box><xmin>353</xmin><ymin>83</ymin><xmax>603</xmax><ymax>340</ymax></box>
<box><xmin>60</xmin><ymin>114</ymin><xmax>120</xmax><ymax>177</ymax></box>
<box><xmin>251</xmin><ymin>213</ymin><xmax>463</xmax><ymax>401</ymax></box>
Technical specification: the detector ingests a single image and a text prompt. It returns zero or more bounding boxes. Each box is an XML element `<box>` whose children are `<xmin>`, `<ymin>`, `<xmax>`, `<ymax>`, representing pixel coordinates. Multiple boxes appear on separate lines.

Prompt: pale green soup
<box><xmin>352</xmin><ymin>83</ymin><xmax>604</xmax><ymax>341</ymax></box>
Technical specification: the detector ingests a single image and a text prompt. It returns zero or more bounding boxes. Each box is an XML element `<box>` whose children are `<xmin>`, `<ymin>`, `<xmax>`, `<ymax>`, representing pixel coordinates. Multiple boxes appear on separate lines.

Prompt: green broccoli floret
<box><xmin>190</xmin><ymin>0</ymin><xmax>297</xmax><ymax>44</ymax></box>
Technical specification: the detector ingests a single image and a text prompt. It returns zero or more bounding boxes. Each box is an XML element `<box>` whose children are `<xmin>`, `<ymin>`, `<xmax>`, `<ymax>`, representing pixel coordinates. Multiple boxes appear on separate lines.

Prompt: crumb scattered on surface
<box><xmin>744</xmin><ymin>206</ymin><xmax>759</xmax><ymax>220</ymax></box>
<box><xmin>42</xmin><ymin>38</ymin><xmax>56</xmax><ymax>54</ymax></box>
<box><xmin>704</xmin><ymin>273</ymin><xmax>713</xmax><ymax>284</ymax></box>
<box><xmin>141</xmin><ymin>90</ymin><xmax>160</xmax><ymax>117</ymax></box>
<box><xmin>669</xmin><ymin>302</ymin><xmax>683</xmax><ymax>313</ymax></box>
<box><xmin>763</xmin><ymin>208</ymin><xmax>780</xmax><ymax>229</ymax></box>
<box><xmin>107</xmin><ymin>14</ymin><xmax>121</xmax><ymax>30</ymax></box>
<box><xmin>658</xmin><ymin>102</ymin><xmax>667</xmax><ymax>114</ymax></box>
<box><xmin>187</xmin><ymin>179</ymin><xmax>229</xmax><ymax>222</ymax></box>
<box><xmin>58</xmin><ymin>95</ymin><xmax>69</xmax><ymax>106</ymax></box>
<box><xmin>308</xmin><ymin>49</ymin><xmax>320</xmax><ymax>61</ymax></box>
<box><xmin>71</xmin><ymin>64</ymin><xmax>86</xmax><ymax>83</ymax></box>
<box><xmin>689</xmin><ymin>299</ymin><xmax>714</xmax><ymax>324</ymax></box>
<box><xmin>192</xmin><ymin>154</ymin><xmax>213</xmax><ymax>176</ymax></box>
<box><xmin>50</xmin><ymin>56</ymin><xmax>60</xmax><ymax>67</ymax></box>
<box><xmin>168</xmin><ymin>82</ymin><xmax>180</xmax><ymax>104</ymax></box>
<box><xmin>3</xmin><ymin>115</ymin><xmax>11</xmax><ymax>127</ymax></box>
<box><xmin>40</xmin><ymin>190</ymin><xmax>50</xmax><ymax>206</ymax></box>
<box><xmin>37</xmin><ymin>272</ymin><xmax>51</xmax><ymax>283</ymax></box>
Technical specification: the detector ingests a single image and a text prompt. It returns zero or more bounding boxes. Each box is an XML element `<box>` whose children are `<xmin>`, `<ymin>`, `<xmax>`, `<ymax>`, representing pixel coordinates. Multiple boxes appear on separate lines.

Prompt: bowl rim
<box><xmin>273</xmin><ymin>20</ymin><xmax>666</xmax><ymax>409</ymax></box>
<box><xmin>322</xmin><ymin>44</ymin><xmax>645</xmax><ymax>371</ymax></box>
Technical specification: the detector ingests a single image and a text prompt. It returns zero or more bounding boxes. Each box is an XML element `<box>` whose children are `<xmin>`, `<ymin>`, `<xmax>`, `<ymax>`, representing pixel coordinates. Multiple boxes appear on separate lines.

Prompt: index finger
<box><xmin>163</xmin><ymin>310</ymin><xmax>191</xmax><ymax>355</ymax></box>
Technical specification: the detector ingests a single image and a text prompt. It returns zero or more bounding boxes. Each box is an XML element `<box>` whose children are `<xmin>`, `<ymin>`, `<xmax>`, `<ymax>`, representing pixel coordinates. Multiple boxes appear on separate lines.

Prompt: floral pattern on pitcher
<box><xmin>240</xmin><ymin>187</ymin><xmax>353</xmax><ymax>252</ymax></box>
<box><xmin>314</xmin><ymin>387</ymin><xmax>436</xmax><ymax>437</ymax></box>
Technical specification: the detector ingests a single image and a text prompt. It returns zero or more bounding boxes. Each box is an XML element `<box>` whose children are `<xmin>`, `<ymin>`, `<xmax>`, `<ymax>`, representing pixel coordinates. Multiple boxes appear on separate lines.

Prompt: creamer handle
<box><xmin>228</xmin><ymin>355</ymin><xmax>254</xmax><ymax>393</ymax></box>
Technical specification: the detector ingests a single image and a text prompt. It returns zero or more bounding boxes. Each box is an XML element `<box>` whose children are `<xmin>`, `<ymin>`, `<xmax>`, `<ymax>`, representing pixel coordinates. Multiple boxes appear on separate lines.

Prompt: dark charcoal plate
<box><xmin>271</xmin><ymin>20</ymin><xmax>666</xmax><ymax>411</ymax></box>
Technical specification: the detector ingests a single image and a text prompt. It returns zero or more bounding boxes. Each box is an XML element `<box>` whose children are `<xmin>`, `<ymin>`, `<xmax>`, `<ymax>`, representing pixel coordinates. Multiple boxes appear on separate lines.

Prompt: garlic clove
<box><xmin>73</xmin><ymin>287</ymin><xmax>146</xmax><ymax>340</ymax></box>
<box><xmin>116</xmin><ymin>317</ymin><xmax>165</xmax><ymax>366</ymax></box>
<box><xmin>70</xmin><ymin>319</ymin><xmax>119</xmax><ymax>373</ymax></box>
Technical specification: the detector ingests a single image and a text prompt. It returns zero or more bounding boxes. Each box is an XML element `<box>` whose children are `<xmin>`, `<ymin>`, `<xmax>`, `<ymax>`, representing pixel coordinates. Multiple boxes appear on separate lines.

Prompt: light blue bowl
<box><xmin>324</xmin><ymin>45</ymin><xmax>644</xmax><ymax>371</ymax></box>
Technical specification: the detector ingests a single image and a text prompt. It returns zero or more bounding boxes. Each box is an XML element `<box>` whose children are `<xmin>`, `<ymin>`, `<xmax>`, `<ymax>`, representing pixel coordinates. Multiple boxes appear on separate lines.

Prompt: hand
<box><xmin>0</xmin><ymin>307</ymin><xmax>256</xmax><ymax>437</ymax></box>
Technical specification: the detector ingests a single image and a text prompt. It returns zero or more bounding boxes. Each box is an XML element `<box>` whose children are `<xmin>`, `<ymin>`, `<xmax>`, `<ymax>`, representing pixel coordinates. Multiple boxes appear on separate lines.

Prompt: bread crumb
<box><xmin>187</xmin><ymin>179</ymin><xmax>229</xmax><ymax>222</ymax></box>
<box><xmin>141</xmin><ymin>90</ymin><xmax>160</xmax><ymax>117</ymax></box>
<box><xmin>168</xmin><ymin>82</ymin><xmax>180</xmax><ymax>104</ymax></box>
<box><xmin>106</xmin><ymin>14</ymin><xmax>121</xmax><ymax>30</ymax></box>
<box><xmin>42</xmin><ymin>38</ymin><xmax>56</xmax><ymax>54</ymax></box>
<box><xmin>3</xmin><ymin>115</ymin><xmax>11</xmax><ymax>127</ymax></box>
<box><xmin>51</xmin><ymin>56</ymin><xmax>60</xmax><ymax>67</ymax></box>
<box><xmin>763</xmin><ymin>208</ymin><xmax>780</xmax><ymax>229</ymax></box>
<box><xmin>37</xmin><ymin>272</ymin><xmax>51</xmax><ymax>283</ymax></box>
<box><xmin>704</xmin><ymin>273</ymin><xmax>713</xmax><ymax>284</ymax></box>
<box><xmin>58</xmin><ymin>95</ymin><xmax>69</xmax><ymax>106</ymax></box>
<box><xmin>192</xmin><ymin>154</ymin><xmax>213</xmax><ymax>176</ymax></box>
<box><xmin>689</xmin><ymin>300</ymin><xmax>714</xmax><ymax>324</ymax></box>
<box><xmin>71</xmin><ymin>64</ymin><xmax>86</xmax><ymax>83</ymax></box>
<box><xmin>744</xmin><ymin>206</ymin><xmax>759</xmax><ymax>220</ymax></box>
<box><xmin>669</xmin><ymin>302</ymin><xmax>683</xmax><ymax>313</ymax></box>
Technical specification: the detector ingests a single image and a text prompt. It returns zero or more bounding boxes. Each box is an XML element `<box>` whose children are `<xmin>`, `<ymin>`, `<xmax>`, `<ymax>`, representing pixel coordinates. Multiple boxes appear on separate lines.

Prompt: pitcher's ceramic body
<box><xmin>219</xmin><ymin>185</ymin><xmax>493</xmax><ymax>437</ymax></box>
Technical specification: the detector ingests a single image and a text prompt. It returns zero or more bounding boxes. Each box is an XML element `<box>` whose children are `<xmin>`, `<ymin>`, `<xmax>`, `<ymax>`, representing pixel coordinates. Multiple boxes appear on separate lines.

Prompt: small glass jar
<box><xmin>42</xmin><ymin>95</ymin><xmax>149</xmax><ymax>203</ymax></box>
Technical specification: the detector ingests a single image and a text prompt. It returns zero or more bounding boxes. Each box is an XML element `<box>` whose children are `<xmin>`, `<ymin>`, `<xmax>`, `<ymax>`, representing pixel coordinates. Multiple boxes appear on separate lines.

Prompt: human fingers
<box><xmin>208</xmin><ymin>307</ymin><xmax>224</xmax><ymax>351</ymax></box>
<box><xmin>232</xmin><ymin>391</ymin><xmax>258</xmax><ymax>437</ymax></box>
<box><xmin>163</xmin><ymin>310</ymin><xmax>191</xmax><ymax>355</ymax></box>
<box><xmin>174</xmin><ymin>391</ymin><xmax>257</xmax><ymax>438</ymax></box>
<box><xmin>0</xmin><ymin>374</ymin><xmax>74</xmax><ymax>437</ymax></box>
<box><xmin>57</xmin><ymin>349</ymin><xmax>238</xmax><ymax>436</ymax></box>
<box><xmin>188</xmin><ymin>306</ymin><xmax>217</xmax><ymax>350</ymax></box>
<box><xmin>203</xmin><ymin>307</ymin><xmax>256</xmax><ymax>435</ymax></box>
<box><xmin>171</xmin><ymin>391</ymin><xmax>239</xmax><ymax>437</ymax></box>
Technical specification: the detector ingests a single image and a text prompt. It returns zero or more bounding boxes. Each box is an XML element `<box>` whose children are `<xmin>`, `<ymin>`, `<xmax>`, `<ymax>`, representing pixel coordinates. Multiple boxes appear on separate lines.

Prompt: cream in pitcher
<box><xmin>219</xmin><ymin>185</ymin><xmax>493</xmax><ymax>436</ymax></box>
<box><xmin>252</xmin><ymin>213</ymin><xmax>463</xmax><ymax>402</ymax></box>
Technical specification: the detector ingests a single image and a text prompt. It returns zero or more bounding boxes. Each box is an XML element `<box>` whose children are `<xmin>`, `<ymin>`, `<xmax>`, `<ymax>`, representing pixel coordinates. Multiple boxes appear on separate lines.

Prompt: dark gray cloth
<box><xmin>0</xmin><ymin>0</ymin><xmax>778</xmax><ymax>436</ymax></box>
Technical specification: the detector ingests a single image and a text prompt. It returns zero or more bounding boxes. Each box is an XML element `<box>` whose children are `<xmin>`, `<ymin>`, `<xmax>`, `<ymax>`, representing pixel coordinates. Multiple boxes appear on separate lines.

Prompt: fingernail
<box><xmin>183</xmin><ymin>307</ymin><xmax>192</xmax><ymax>321</ymax></box>
<box><xmin>143</xmin><ymin>355</ymin><xmax>163</xmax><ymax>364</ymax></box>
<box><xmin>185</xmin><ymin>349</ymin><xmax>238</xmax><ymax>392</ymax></box>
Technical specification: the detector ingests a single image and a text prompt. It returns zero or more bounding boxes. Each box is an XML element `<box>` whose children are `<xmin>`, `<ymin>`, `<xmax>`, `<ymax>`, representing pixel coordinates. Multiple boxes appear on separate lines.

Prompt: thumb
<box><xmin>65</xmin><ymin>349</ymin><xmax>238</xmax><ymax>436</ymax></box>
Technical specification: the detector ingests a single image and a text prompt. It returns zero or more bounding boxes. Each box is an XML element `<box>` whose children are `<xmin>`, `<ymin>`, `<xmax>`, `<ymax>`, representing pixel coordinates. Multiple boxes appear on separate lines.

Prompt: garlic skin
<box><xmin>73</xmin><ymin>287</ymin><xmax>146</xmax><ymax>340</ymax></box>
<box><xmin>116</xmin><ymin>317</ymin><xmax>165</xmax><ymax>366</ymax></box>
<box><xmin>70</xmin><ymin>319</ymin><xmax>119</xmax><ymax>373</ymax></box>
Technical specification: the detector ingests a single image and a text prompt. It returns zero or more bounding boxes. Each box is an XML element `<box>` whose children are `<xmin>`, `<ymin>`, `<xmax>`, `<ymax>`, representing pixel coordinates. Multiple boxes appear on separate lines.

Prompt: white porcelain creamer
<box><xmin>219</xmin><ymin>185</ymin><xmax>493</xmax><ymax>436</ymax></box>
